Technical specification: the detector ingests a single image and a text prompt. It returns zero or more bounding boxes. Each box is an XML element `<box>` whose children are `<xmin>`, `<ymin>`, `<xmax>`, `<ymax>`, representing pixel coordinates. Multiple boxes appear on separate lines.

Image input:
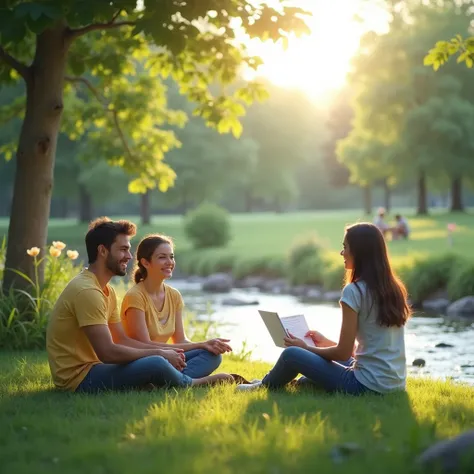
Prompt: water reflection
<box><xmin>174</xmin><ymin>280</ymin><xmax>474</xmax><ymax>385</ymax></box>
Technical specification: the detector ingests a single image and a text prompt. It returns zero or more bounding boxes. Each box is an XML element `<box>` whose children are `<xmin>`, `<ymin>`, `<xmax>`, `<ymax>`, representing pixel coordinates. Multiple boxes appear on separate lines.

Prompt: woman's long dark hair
<box><xmin>344</xmin><ymin>223</ymin><xmax>411</xmax><ymax>327</ymax></box>
<box><xmin>132</xmin><ymin>234</ymin><xmax>173</xmax><ymax>284</ymax></box>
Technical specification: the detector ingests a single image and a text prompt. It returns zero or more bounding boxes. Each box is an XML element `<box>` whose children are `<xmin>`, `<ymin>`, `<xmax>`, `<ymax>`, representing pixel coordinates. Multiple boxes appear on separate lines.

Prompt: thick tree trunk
<box><xmin>3</xmin><ymin>23</ymin><xmax>70</xmax><ymax>291</ymax></box>
<box><xmin>450</xmin><ymin>176</ymin><xmax>463</xmax><ymax>212</ymax></box>
<box><xmin>383</xmin><ymin>179</ymin><xmax>391</xmax><ymax>213</ymax></box>
<box><xmin>78</xmin><ymin>184</ymin><xmax>93</xmax><ymax>223</ymax></box>
<box><xmin>363</xmin><ymin>185</ymin><xmax>372</xmax><ymax>215</ymax></box>
<box><xmin>416</xmin><ymin>172</ymin><xmax>428</xmax><ymax>215</ymax></box>
<box><xmin>141</xmin><ymin>191</ymin><xmax>151</xmax><ymax>225</ymax></box>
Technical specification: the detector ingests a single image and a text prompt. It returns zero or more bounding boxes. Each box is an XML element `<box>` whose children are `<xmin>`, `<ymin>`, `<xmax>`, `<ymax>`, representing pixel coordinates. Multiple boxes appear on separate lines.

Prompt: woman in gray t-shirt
<box><xmin>237</xmin><ymin>222</ymin><xmax>412</xmax><ymax>395</ymax></box>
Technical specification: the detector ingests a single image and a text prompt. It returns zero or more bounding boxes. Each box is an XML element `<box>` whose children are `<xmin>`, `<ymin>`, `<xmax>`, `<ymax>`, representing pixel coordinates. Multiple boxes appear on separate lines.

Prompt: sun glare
<box><xmin>243</xmin><ymin>0</ymin><xmax>389</xmax><ymax>102</ymax></box>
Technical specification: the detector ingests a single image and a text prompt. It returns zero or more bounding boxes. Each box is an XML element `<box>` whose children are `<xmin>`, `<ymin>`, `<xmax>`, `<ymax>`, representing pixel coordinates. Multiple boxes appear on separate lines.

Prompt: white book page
<box><xmin>280</xmin><ymin>314</ymin><xmax>316</xmax><ymax>347</ymax></box>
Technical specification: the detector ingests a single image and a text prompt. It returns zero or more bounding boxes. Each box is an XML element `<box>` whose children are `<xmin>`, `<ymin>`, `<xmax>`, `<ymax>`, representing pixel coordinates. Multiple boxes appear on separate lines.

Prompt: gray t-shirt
<box><xmin>340</xmin><ymin>281</ymin><xmax>406</xmax><ymax>394</ymax></box>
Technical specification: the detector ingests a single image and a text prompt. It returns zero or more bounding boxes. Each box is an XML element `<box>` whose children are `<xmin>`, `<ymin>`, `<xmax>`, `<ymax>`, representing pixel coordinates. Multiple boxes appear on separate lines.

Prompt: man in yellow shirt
<box><xmin>46</xmin><ymin>217</ymin><xmax>232</xmax><ymax>392</ymax></box>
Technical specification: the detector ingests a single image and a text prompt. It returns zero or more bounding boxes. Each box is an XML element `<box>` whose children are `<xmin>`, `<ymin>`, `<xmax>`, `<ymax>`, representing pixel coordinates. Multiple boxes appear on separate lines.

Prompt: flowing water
<box><xmin>173</xmin><ymin>280</ymin><xmax>474</xmax><ymax>385</ymax></box>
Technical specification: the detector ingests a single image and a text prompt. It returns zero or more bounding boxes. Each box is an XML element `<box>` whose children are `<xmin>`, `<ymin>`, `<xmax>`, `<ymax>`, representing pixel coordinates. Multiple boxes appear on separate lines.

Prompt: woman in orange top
<box><xmin>121</xmin><ymin>234</ymin><xmax>232</xmax><ymax>379</ymax></box>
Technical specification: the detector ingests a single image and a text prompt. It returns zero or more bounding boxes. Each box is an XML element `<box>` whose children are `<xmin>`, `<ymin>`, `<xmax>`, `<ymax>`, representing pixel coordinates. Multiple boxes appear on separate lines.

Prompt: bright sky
<box><xmin>243</xmin><ymin>0</ymin><xmax>389</xmax><ymax>102</ymax></box>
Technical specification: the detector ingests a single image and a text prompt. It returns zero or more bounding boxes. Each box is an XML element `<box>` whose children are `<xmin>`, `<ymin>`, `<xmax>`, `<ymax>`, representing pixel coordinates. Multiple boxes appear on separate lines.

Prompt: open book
<box><xmin>258</xmin><ymin>310</ymin><xmax>316</xmax><ymax>348</ymax></box>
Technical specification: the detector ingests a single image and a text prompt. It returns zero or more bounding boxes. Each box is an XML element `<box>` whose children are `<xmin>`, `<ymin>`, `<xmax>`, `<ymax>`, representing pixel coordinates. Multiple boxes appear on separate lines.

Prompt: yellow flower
<box><xmin>49</xmin><ymin>246</ymin><xmax>62</xmax><ymax>258</ymax></box>
<box><xmin>52</xmin><ymin>241</ymin><xmax>66</xmax><ymax>250</ymax></box>
<box><xmin>26</xmin><ymin>247</ymin><xmax>40</xmax><ymax>257</ymax></box>
<box><xmin>67</xmin><ymin>250</ymin><xmax>79</xmax><ymax>260</ymax></box>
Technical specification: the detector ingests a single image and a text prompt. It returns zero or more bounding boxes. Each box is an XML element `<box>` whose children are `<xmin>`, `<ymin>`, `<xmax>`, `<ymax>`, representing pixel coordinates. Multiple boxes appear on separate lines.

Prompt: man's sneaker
<box><xmin>236</xmin><ymin>381</ymin><xmax>263</xmax><ymax>392</ymax></box>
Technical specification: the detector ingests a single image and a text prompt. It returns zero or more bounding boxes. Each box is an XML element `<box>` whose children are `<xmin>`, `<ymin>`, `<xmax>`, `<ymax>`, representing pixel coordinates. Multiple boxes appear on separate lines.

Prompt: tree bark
<box><xmin>450</xmin><ymin>176</ymin><xmax>463</xmax><ymax>212</ymax></box>
<box><xmin>78</xmin><ymin>184</ymin><xmax>93</xmax><ymax>223</ymax></box>
<box><xmin>363</xmin><ymin>185</ymin><xmax>372</xmax><ymax>215</ymax></box>
<box><xmin>416</xmin><ymin>172</ymin><xmax>428</xmax><ymax>215</ymax></box>
<box><xmin>141</xmin><ymin>191</ymin><xmax>151</xmax><ymax>225</ymax></box>
<box><xmin>383</xmin><ymin>179</ymin><xmax>391</xmax><ymax>213</ymax></box>
<box><xmin>3</xmin><ymin>22</ymin><xmax>71</xmax><ymax>291</ymax></box>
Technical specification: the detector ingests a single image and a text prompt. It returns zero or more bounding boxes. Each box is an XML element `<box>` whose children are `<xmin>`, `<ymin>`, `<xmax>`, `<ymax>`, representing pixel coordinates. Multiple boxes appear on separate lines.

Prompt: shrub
<box><xmin>289</xmin><ymin>254</ymin><xmax>324</xmax><ymax>286</ymax></box>
<box><xmin>288</xmin><ymin>236</ymin><xmax>325</xmax><ymax>286</ymax></box>
<box><xmin>322</xmin><ymin>255</ymin><xmax>345</xmax><ymax>291</ymax></box>
<box><xmin>0</xmin><ymin>241</ymin><xmax>81</xmax><ymax>350</ymax></box>
<box><xmin>288</xmin><ymin>235</ymin><xmax>323</xmax><ymax>268</ymax></box>
<box><xmin>403</xmin><ymin>253</ymin><xmax>462</xmax><ymax>303</ymax></box>
<box><xmin>184</xmin><ymin>203</ymin><xmax>231</xmax><ymax>249</ymax></box>
<box><xmin>447</xmin><ymin>261</ymin><xmax>474</xmax><ymax>301</ymax></box>
<box><xmin>233</xmin><ymin>255</ymin><xmax>286</xmax><ymax>280</ymax></box>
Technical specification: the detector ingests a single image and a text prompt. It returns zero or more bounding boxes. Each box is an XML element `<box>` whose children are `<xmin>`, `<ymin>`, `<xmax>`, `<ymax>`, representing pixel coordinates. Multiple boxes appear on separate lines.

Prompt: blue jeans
<box><xmin>76</xmin><ymin>355</ymin><xmax>192</xmax><ymax>393</ymax></box>
<box><xmin>262</xmin><ymin>346</ymin><xmax>372</xmax><ymax>395</ymax></box>
<box><xmin>182</xmin><ymin>349</ymin><xmax>222</xmax><ymax>378</ymax></box>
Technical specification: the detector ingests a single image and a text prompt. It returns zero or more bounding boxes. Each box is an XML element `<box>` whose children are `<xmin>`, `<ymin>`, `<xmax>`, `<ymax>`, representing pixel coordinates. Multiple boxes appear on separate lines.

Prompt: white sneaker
<box><xmin>236</xmin><ymin>381</ymin><xmax>263</xmax><ymax>392</ymax></box>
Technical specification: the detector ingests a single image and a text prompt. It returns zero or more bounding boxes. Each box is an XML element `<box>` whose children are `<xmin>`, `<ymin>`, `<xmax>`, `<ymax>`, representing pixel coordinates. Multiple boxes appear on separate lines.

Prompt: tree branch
<box><xmin>64</xmin><ymin>75</ymin><xmax>134</xmax><ymax>161</ymax></box>
<box><xmin>67</xmin><ymin>11</ymin><xmax>136</xmax><ymax>39</ymax></box>
<box><xmin>0</xmin><ymin>46</ymin><xmax>29</xmax><ymax>79</ymax></box>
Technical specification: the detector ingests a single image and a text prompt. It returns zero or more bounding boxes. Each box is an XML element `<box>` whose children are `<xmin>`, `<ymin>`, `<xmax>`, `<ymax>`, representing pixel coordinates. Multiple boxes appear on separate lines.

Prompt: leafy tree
<box><xmin>343</xmin><ymin>0</ymin><xmax>474</xmax><ymax>215</ymax></box>
<box><xmin>0</xmin><ymin>0</ymin><xmax>309</xmax><ymax>289</ymax></box>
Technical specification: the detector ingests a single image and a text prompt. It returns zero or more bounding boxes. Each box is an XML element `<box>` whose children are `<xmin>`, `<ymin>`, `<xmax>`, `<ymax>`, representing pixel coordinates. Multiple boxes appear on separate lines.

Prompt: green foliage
<box><xmin>425</xmin><ymin>35</ymin><xmax>474</xmax><ymax>70</ymax></box>
<box><xmin>233</xmin><ymin>255</ymin><xmax>286</xmax><ymax>280</ymax></box>
<box><xmin>184</xmin><ymin>203</ymin><xmax>231</xmax><ymax>249</ymax></box>
<box><xmin>0</xmin><ymin>241</ymin><xmax>81</xmax><ymax>350</ymax></box>
<box><xmin>288</xmin><ymin>236</ymin><xmax>325</xmax><ymax>286</ymax></box>
<box><xmin>447</xmin><ymin>260</ymin><xmax>474</xmax><ymax>301</ymax></box>
<box><xmin>322</xmin><ymin>255</ymin><xmax>346</xmax><ymax>291</ymax></box>
<box><xmin>0</xmin><ymin>0</ymin><xmax>311</xmax><ymax>191</ymax></box>
<box><xmin>402</xmin><ymin>254</ymin><xmax>463</xmax><ymax>303</ymax></box>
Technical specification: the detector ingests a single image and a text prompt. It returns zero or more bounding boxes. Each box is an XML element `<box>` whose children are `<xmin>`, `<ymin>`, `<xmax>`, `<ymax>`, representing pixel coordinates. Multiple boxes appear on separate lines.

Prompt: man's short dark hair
<box><xmin>85</xmin><ymin>217</ymin><xmax>137</xmax><ymax>264</ymax></box>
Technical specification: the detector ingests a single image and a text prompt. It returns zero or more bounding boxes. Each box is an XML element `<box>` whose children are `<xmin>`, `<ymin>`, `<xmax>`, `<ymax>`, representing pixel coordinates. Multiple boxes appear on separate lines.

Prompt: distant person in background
<box><xmin>373</xmin><ymin>207</ymin><xmax>390</xmax><ymax>237</ymax></box>
<box><xmin>392</xmin><ymin>214</ymin><xmax>410</xmax><ymax>240</ymax></box>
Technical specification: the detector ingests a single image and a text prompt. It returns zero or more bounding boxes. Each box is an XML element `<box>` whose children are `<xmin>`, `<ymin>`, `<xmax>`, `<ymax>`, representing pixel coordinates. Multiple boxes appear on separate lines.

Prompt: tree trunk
<box><xmin>383</xmin><ymin>179</ymin><xmax>391</xmax><ymax>213</ymax></box>
<box><xmin>363</xmin><ymin>185</ymin><xmax>372</xmax><ymax>215</ymax></box>
<box><xmin>78</xmin><ymin>184</ymin><xmax>93</xmax><ymax>223</ymax></box>
<box><xmin>3</xmin><ymin>23</ymin><xmax>71</xmax><ymax>291</ymax></box>
<box><xmin>416</xmin><ymin>172</ymin><xmax>428</xmax><ymax>215</ymax></box>
<box><xmin>450</xmin><ymin>176</ymin><xmax>463</xmax><ymax>212</ymax></box>
<box><xmin>141</xmin><ymin>191</ymin><xmax>151</xmax><ymax>225</ymax></box>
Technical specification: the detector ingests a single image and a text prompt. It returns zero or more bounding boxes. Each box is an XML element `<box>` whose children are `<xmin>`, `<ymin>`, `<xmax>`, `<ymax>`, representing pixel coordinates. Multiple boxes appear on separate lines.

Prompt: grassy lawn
<box><xmin>2</xmin><ymin>351</ymin><xmax>474</xmax><ymax>474</ymax></box>
<box><xmin>1</xmin><ymin>208</ymin><xmax>473</xmax><ymax>267</ymax></box>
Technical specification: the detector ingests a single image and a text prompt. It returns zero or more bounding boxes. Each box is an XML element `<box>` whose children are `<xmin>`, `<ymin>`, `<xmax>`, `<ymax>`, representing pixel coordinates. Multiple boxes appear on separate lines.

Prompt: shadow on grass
<box><xmin>2</xmin><ymin>352</ymin><xmax>474</xmax><ymax>474</ymax></box>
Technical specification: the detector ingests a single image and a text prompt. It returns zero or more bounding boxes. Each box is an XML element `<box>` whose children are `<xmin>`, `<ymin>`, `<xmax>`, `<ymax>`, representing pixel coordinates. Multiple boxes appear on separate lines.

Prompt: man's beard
<box><xmin>105</xmin><ymin>254</ymin><xmax>127</xmax><ymax>276</ymax></box>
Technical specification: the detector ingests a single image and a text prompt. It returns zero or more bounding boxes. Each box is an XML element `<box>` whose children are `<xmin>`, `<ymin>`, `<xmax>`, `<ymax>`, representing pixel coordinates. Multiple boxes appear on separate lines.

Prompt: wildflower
<box><xmin>26</xmin><ymin>247</ymin><xmax>40</xmax><ymax>257</ymax></box>
<box><xmin>67</xmin><ymin>250</ymin><xmax>79</xmax><ymax>260</ymax></box>
<box><xmin>49</xmin><ymin>246</ymin><xmax>61</xmax><ymax>258</ymax></box>
<box><xmin>447</xmin><ymin>223</ymin><xmax>456</xmax><ymax>232</ymax></box>
<box><xmin>52</xmin><ymin>241</ymin><xmax>66</xmax><ymax>250</ymax></box>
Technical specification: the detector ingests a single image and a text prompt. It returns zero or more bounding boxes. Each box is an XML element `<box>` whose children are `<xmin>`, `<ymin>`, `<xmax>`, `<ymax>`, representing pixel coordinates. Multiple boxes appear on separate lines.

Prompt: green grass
<box><xmin>1</xmin><ymin>208</ymin><xmax>473</xmax><ymax>268</ymax></box>
<box><xmin>1</xmin><ymin>351</ymin><xmax>474</xmax><ymax>474</ymax></box>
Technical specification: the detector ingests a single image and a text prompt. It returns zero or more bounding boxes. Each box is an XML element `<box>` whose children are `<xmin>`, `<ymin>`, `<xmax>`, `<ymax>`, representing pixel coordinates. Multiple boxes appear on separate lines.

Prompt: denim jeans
<box><xmin>76</xmin><ymin>355</ymin><xmax>193</xmax><ymax>393</ymax></box>
<box><xmin>262</xmin><ymin>346</ymin><xmax>372</xmax><ymax>395</ymax></box>
<box><xmin>182</xmin><ymin>349</ymin><xmax>222</xmax><ymax>378</ymax></box>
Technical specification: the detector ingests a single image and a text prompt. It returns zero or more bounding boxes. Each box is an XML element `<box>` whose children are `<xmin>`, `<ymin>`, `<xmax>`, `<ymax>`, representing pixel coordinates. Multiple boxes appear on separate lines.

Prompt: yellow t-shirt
<box><xmin>120</xmin><ymin>282</ymin><xmax>184</xmax><ymax>343</ymax></box>
<box><xmin>46</xmin><ymin>269</ymin><xmax>120</xmax><ymax>391</ymax></box>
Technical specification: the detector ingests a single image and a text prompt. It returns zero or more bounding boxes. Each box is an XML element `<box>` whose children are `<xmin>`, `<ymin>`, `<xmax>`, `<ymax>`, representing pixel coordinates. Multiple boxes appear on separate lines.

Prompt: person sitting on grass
<box><xmin>392</xmin><ymin>214</ymin><xmax>410</xmax><ymax>240</ymax></box>
<box><xmin>46</xmin><ymin>217</ymin><xmax>233</xmax><ymax>393</ymax></box>
<box><xmin>237</xmin><ymin>222</ymin><xmax>411</xmax><ymax>395</ymax></box>
<box><xmin>120</xmin><ymin>234</ymin><xmax>233</xmax><ymax>380</ymax></box>
<box><xmin>373</xmin><ymin>207</ymin><xmax>391</xmax><ymax>237</ymax></box>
